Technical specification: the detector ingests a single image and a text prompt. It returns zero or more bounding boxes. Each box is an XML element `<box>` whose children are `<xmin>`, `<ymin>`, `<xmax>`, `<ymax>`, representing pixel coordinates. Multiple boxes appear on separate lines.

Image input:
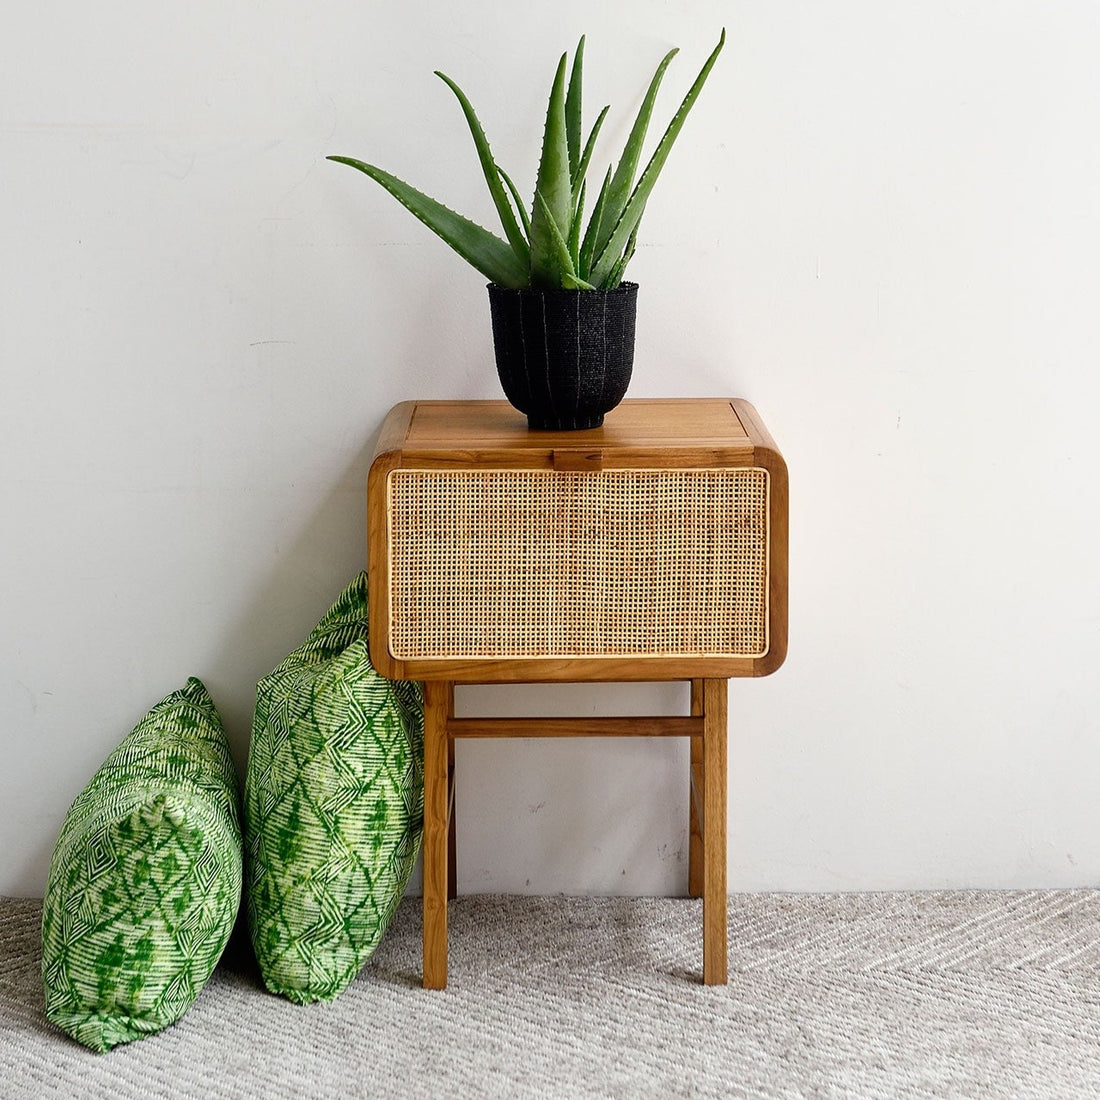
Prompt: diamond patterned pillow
<box><xmin>41</xmin><ymin>678</ymin><xmax>242</xmax><ymax>1052</ymax></box>
<box><xmin>244</xmin><ymin>572</ymin><xmax>423</xmax><ymax>1004</ymax></box>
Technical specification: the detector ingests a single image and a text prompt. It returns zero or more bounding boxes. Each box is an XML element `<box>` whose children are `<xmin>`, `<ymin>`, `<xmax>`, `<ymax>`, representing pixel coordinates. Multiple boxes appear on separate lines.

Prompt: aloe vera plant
<box><xmin>328</xmin><ymin>30</ymin><xmax>725</xmax><ymax>291</ymax></box>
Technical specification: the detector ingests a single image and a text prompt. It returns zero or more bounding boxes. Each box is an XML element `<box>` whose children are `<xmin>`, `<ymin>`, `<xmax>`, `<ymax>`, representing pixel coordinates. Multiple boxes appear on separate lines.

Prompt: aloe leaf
<box><xmin>562</xmin><ymin>271</ymin><xmax>598</xmax><ymax>290</ymax></box>
<box><xmin>529</xmin><ymin>53</ymin><xmax>574</xmax><ymax>287</ymax></box>
<box><xmin>591</xmin><ymin>29</ymin><xmax>725</xmax><ymax>287</ymax></box>
<box><xmin>535</xmin><ymin>189</ymin><xmax>585</xmax><ymax>286</ymax></box>
<box><xmin>565</xmin><ymin>36</ymin><xmax>585</xmax><ymax>180</ymax></box>
<box><xmin>569</xmin><ymin>178</ymin><xmax>586</xmax><ymax>271</ymax></box>
<box><xmin>327</xmin><ymin>156</ymin><xmax>529</xmax><ymax>288</ymax></box>
<box><xmin>572</xmin><ymin>104</ymin><xmax>609</xmax><ymax>193</ymax></box>
<box><xmin>497</xmin><ymin>165</ymin><xmax>531</xmax><ymax>241</ymax></box>
<box><xmin>435</xmin><ymin>71</ymin><xmax>530</xmax><ymax>267</ymax></box>
<box><xmin>593</xmin><ymin>46</ymin><xmax>678</xmax><ymax>261</ymax></box>
<box><xmin>578</xmin><ymin>165</ymin><xmax>613</xmax><ymax>281</ymax></box>
<box><xmin>601</xmin><ymin>218</ymin><xmax>640</xmax><ymax>289</ymax></box>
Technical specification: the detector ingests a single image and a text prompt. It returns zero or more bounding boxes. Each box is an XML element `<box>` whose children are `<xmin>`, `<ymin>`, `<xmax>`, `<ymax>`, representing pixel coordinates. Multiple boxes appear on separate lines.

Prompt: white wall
<box><xmin>4</xmin><ymin>1</ymin><xmax>1100</xmax><ymax>897</ymax></box>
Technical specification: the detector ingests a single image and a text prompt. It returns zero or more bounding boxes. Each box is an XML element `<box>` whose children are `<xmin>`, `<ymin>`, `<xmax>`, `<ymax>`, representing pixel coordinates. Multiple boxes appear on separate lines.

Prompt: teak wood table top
<box><xmin>372</xmin><ymin>397</ymin><xmax>784</xmax><ymax>472</ymax></box>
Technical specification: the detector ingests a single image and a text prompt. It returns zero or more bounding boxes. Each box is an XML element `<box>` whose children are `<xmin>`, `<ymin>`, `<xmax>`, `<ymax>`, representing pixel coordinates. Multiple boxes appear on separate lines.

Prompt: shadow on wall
<box><xmin>199</xmin><ymin>425</ymin><xmax>385</xmax><ymax>779</ymax></box>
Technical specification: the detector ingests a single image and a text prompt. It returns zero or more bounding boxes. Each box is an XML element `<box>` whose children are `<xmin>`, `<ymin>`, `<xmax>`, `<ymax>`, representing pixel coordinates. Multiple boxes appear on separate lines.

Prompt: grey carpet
<box><xmin>3</xmin><ymin>890</ymin><xmax>1100</xmax><ymax>1099</ymax></box>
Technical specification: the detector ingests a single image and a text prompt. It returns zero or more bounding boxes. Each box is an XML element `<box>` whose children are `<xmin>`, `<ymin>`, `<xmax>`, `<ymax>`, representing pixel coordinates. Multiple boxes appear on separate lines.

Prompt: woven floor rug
<box><xmin>3</xmin><ymin>890</ymin><xmax>1100</xmax><ymax>1098</ymax></box>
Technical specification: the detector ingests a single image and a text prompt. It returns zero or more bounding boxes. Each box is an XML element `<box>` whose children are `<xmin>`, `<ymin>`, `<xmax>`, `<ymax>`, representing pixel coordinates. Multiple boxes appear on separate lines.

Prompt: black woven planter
<box><xmin>487</xmin><ymin>282</ymin><xmax>638</xmax><ymax>431</ymax></box>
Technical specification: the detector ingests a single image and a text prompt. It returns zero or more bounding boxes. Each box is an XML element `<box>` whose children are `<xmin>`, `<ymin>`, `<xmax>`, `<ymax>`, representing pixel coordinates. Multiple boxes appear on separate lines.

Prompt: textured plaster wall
<box><xmin>4</xmin><ymin>1</ymin><xmax>1100</xmax><ymax>897</ymax></box>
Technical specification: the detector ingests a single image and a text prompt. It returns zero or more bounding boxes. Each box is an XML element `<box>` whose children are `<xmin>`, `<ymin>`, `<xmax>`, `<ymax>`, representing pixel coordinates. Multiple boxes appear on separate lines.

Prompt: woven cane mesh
<box><xmin>387</xmin><ymin>468</ymin><xmax>769</xmax><ymax>660</ymax></box>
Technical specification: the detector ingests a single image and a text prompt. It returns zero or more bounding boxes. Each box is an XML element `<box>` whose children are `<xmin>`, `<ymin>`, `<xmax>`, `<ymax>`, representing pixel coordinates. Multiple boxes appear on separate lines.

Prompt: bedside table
<box><xmin>367</xmin><ymin>398</ymin><xmax>788</xmax><ymax>987</ymax></box>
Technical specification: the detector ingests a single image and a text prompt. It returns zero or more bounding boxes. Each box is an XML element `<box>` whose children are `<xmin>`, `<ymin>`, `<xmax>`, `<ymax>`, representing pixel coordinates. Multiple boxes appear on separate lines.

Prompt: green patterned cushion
<box><xmin>244</xmin><ymin>572</ymin><xmax>424</xmax><ymax>1004</ymax></box>
<box><xmin>41</xmin><ymin>678</ymin><xmax>242</xmax><ymax>1052</ymax></box>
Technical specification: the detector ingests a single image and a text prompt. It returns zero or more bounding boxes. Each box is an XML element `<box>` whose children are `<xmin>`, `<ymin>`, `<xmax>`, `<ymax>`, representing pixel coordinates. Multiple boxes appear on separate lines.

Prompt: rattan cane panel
<box><xmin>387</xmin><ymin>468</ymin><xmax>769</xmax><ymax>660</ymax></box>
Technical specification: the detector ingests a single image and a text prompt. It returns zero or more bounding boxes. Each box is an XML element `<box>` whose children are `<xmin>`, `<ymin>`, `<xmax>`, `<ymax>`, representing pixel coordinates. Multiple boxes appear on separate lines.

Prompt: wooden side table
<box><xmin>367</xmin><ymin>398</ymin><xmax>788</xmax><ymax>988</ymax></box>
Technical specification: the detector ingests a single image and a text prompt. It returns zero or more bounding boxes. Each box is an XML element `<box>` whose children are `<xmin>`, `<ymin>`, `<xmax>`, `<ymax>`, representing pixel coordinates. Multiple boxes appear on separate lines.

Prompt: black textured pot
<box><xmin>487</xmin><ymin>282</ymin><xmax>638</xmax><ymax>431</ymax></box>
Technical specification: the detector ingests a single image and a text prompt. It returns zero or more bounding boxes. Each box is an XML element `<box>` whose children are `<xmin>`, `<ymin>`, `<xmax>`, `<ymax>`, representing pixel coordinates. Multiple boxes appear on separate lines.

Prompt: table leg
<box><xmin>423</xmin><ymin>681</ymin><xmax>452</xmax><ymax>989</ymax></box>
<box><xmin>689</xmin><ymin>679</ymin><xmax>704</xmax><ymax>899</ymax></box>
<box><xmin>702</xmin><ymin>677</ymin><xmax>728</xmax><ymax>985</ymax></box>
<box><xmin>447</xmin><ymin>730</ymin><xmax>458</xmax><ymax>901</ymax></box>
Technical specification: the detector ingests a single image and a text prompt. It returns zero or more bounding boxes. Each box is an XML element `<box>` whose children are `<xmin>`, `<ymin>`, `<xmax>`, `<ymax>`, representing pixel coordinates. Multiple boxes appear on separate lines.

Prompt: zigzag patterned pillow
<box><xmin>41</xmin><ymin>678</ymin><xmax>242</xmax><ymax>1052</ymax></box>
<box><xmin>244</xmin><ymin>572</ymin><xmax>423</xmax><ymax>1003</ymax></box>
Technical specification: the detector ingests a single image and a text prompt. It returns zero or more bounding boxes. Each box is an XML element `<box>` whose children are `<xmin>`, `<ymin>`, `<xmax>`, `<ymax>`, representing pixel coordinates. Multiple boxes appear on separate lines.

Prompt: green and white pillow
<box><xmin>41</xmin><ymin>678</ymin><xmax>242</xmax><ymax>1052</ymax></box>
<box><xmin>245</xmin><ymin>572</ymin><xmax>423</xmax><ymax>1004</ymax></box>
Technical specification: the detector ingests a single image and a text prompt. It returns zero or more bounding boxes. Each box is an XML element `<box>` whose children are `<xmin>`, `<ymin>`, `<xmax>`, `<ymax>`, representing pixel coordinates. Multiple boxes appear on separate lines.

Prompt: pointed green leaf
<box><xmin>569</xmin><ymin>178</ymin><xmax>586</xmax><ymax>271</ymax></box>
<box><xmin>327</xmin><ymin>156</ymin><xmax>529</xmax><ymax>288</ymax></box>
<box><xmin>601</xmin><ymin>218</ymin><xmax>640</xmax><ymax>289</ymax></box>
<box><xmin>435</xmin><ymin>71</ymin><xmax>530</xmax><ymax>267</ymax></box>
<box><xmin>565</xmin><ymin>36</ymin><xmax>585</xmax><ymax>180</ymax></box>
<box><xmin>593</xmin><ymin>46</ymin><xmax>678</xmax><ymax>260</ymax></box>
<box><xmin>535</xmin><ymin>189</ymin><xmax>580</xmax><ymax>286</ymax></box>
<box><xmin>572</xmin><ymin>104</ymin><xmax>609</xmax><ymax>192</ymax></box>
<box><xmin>591</xmin><ymin>29</ymin><xmax>725</xmax><ymax>287</ymax></box>
<box><xmin>529</xmin><ymin>53</ymin><xmax>573</xmax><ymax>287</ymax></box>
<box><xmin>578</xmin><ymin>165</ymin><xmax>613</xmax><ymax>281</ymax></box>
<box><xmin>497</xmin><ymin>165</ymin><xmax>531</xmax><ymax>241</ymax></box>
